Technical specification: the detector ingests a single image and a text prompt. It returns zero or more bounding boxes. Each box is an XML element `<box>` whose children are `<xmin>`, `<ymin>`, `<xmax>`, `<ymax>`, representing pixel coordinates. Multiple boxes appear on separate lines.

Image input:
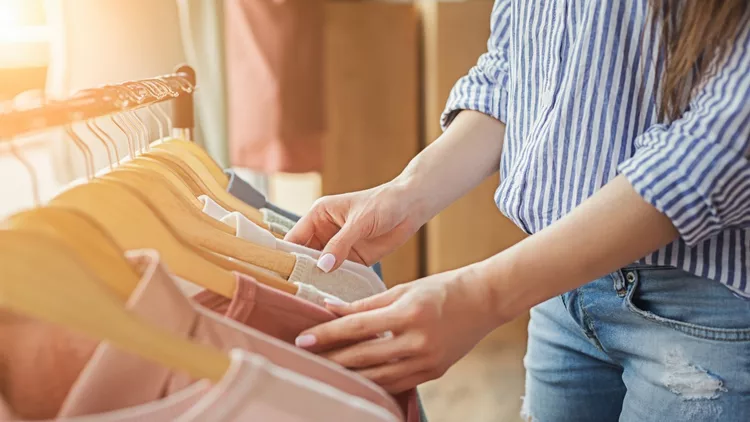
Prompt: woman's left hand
<box><xmin>294</xmin><ymin>267</ymin><xmax>503</xmax><ymax>394</ymax></box>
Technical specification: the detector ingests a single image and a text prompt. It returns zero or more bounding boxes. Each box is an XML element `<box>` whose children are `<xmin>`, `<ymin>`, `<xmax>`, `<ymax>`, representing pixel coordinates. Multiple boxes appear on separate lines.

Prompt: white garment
<box><xmin>293</xmin><ymin>283</ymin><xmax>346</xmax><ymax>310</ymax></box>
<box><xmin>288</xmin><ymin>254</ymin><xmax>375</xmax><ymax>303</ymax></box>
<box><xmin>199</xmin><ymin>196</ymin><xmax>386</xmax><ymax>294</ymax></box>
<box><xmin>177</xmin><ymin>349</ymin><xmax>398</xmax><ymax>422</ymax></box>
<box><xmin>260</xmin><ymin>208</ymin><xmax>296</xmax><ymax>232</ymax></box>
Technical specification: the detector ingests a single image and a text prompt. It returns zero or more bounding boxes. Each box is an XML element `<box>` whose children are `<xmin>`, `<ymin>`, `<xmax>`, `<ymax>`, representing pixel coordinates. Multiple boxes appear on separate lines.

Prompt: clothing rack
<box><xmin>0</xmin><ymin>65</ymin><xmax>196</xmax><ymax>140</ymax></box>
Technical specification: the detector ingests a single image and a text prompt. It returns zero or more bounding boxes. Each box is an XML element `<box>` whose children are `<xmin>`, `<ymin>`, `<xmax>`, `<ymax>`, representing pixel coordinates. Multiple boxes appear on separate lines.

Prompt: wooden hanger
<box><xmin>129</xmin><ymin>152</ymin><xmax>284</xmax><ymax>241</ymax></box>
<box><xmin>109</xmin><ymin>164</ymin><xmax>234</xmax><ymax>235</ymax></box>
<box><xmin>141</xmin><ymin>149</ymin><xmax>205</xmax><ymax>195</ymax></box>
<box><xmin>153</xmin><ymin>138</ymin><xmax>229</xmax><ymax>187</ymax></box>
<box><xmin>99</xmin><ymin>168</ymin><xmax>297</xmax><ymax>281</ymax></box>
<box><xmin>121</xmin><ymin>156</ymin><xmax>205</xmax><ymax>209</ymax></box>
<box><xmin>51</xmin><ymin>181</ymin><xmax>237</xmax><ymax>298</ymax></box>
<box><xmin>4</xmin><ymin>207</ymin><xmax>138</xmax><ymax>300</ymax></box>
<box><xmin>83</xmin><ymin>113</ymin><xmax>293</xmax><ymax>283</ymax></box>
<box><xmin>0</xmin><ymin>231</ymin><xmax>230</xmax><ymax>382</ymax></box>
<box><xmin>143</xmin><ymin>147</ymin><xmax>267</xmax><ymax>225</ymax></box>
<box><xmin>198</xmin><ymin>248</ymin><xmax>297</xmax><ymax>293</ymax></box>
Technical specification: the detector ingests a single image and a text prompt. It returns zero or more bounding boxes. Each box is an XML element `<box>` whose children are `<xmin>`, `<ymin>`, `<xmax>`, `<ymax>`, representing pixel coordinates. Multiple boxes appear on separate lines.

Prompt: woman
<box><xmin>287</xmin><ymin>1</ymin><xmax>750</xmax><ymax>420</ymax></box>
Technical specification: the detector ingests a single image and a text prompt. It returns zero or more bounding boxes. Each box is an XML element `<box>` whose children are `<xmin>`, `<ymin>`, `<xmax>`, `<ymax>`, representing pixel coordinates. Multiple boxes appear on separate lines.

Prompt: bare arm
<box><xmin>397</xmin><ymin>110</ymin><xmax>506</xmax><ymax>225</ymax></box>
<box><xmin>476</xmin><ymin>175</ymin><xmax>679</xmax><ymax>322</ymax></box>
<box><xmin>285</xmin><ymin>110</ymin><xmax>505</xmax><ymax>270</ymax></box>
<box><xmin>296</xmin><ymin>175</ymin><xmax>678</xmax><ymax>393</ymax></box>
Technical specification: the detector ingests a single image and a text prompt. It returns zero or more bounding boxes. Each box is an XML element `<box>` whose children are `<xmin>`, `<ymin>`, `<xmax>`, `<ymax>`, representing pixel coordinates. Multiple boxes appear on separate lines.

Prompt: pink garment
<box><xmin>60</xmin><ymin>251</ymin><xmax>403</xmax><ymax>421</ymax></box>
<box><xmin>224</xmin><ymin>0</ymin><xmax>325</xmax><ymax>173</ymax></box>
<box><xmin>0</xmin><ymin>251</ymin><xmax>404</xmax><ymax>421</ymax></box>
<box><xmin>177</xmin><ymin>350</ymin><xmax>398</xmax><ymax>422</ymax></box>
<box><xmin>195</xmin><ymin>274</ymin><xmax>420</xmax><ymax>422</ymax></box>
<box><xmin>0</xmin><ymin>251</ymin><xmax>402</xmax><ymax>421</ymax></box>
<box><xmin>0</xmin><ymin>251</ymin><xmax>210</xmax><ymax>421</ymax></box>
<box><xmin>193</xmin><ymin>272</ymin><xmax>336</xmax><ymax>344</ymax></box>
<box><xmin>0</xmin><ymin>310</ymin><xmax>95</xmax><ymax>419</ymax></box>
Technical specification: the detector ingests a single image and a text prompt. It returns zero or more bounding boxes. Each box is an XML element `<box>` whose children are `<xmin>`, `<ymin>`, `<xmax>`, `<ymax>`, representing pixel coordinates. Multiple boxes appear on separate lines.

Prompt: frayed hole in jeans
<box><xmin>663</xmin><ymin>348</ymin><xmax>727</xmax><ymax>401</ymax></box>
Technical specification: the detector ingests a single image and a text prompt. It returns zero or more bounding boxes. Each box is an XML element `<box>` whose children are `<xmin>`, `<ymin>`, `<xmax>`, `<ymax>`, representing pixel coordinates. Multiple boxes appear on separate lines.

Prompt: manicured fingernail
<box><xmin>317</xmin><ymin>254</ymin><xmax>336</xmax><ymax>273</ymax></box>
<box><xmin>323</xmin><ymin>297</ymin><xmax>348</xmax><ymax>307</ymax></box>
<box><xmin>295</xmin><ymin>334</ymin><xmax>317</xmax><ymax>348</ymax></box>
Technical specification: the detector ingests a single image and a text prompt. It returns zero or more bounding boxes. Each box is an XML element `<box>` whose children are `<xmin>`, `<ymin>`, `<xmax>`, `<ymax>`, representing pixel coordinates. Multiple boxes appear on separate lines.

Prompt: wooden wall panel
<box><xmin>420</xmin><ymin>0</ymin><xmax>529</xmax><ymax>338</ymax></box>
<box><xmin>323</xmin><ymin>2</ymin><xmax>421</xmax><ymax>286</ymax></box>
<box><xmin>421</xmin><ymin>0</ymin><xmax>527</xmax><ymax>276</ymax></box>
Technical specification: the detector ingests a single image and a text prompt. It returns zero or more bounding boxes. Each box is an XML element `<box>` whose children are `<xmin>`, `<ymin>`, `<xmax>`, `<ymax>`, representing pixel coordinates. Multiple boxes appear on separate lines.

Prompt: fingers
<box><xmin>320</xmin><ymin>333</ymin><xmax>416</xmax><ymax>369</ymax></box>
<box><xmin>324</xmin><ymin>285</ymin><xmax>409</xmax><ymax>316</ymax></box>
<box><xmin>284</xmin><ymin>213</ymin><xmax>317</xmax><ymax>245</ymax></box>
<box><xmin>318</xmin><ymin>222</ymin><xmax>364</xmax><ymax>272</ymax></box>
<box><xmin>295</xmin><ymin>306</ymin><xmax>407</xmax><ymax>353</ymax></box>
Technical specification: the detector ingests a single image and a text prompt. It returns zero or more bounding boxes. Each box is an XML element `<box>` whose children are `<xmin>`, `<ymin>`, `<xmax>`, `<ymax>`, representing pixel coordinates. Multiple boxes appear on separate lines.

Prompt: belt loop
<box><xmin>613</xmin><ymin>270</ymin><xmax>629</xmax><ymax>297</ymax></box>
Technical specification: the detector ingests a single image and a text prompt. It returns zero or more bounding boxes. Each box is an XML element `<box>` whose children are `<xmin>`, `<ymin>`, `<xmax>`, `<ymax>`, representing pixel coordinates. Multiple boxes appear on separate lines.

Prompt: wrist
<box><xmin>466</xmin><ymin>249</ymin><xmax>531</xmax><ymax>327</ymax></box>
<box><xmin>390</xmin><ymin>169</ymin><xmax>434</xmax><ymax>227</ymax></box>
<box><xmin>453</xmin><ymin>261</ymin><xmax>515</xmax><ymax>331</ymax></box>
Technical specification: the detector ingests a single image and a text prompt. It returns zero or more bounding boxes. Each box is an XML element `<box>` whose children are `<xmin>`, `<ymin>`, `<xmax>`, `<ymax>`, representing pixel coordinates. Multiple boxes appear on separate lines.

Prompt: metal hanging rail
<box><xmin>0</xmin><ymin>65</ymin><xmax>196</xmax><ymax>140</ymax></box>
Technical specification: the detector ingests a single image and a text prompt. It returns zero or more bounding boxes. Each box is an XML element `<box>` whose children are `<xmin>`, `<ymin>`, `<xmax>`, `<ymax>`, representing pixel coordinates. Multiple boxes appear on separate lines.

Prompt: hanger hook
<box><xmin>174</xmin><ymin>75</ymin><xmax>195</xmax><ymax>94</ymax></box>
<box><xmin>130</xmin><ymin>111</ymin><xmax>151</xmax><ymax>151</ymax></box>
<box><xmin>121</xmin><ymin>112</ymin><xmax>145</xmax><ymax>155</ymax></box>
<box><xmin>136</xmin><ymin>82</ymin><xmax>165</xmax><ymax>142</ymax></box>
<box><xmin>146</xmin><ymin>79</ymin><xmax>175</xmax><ymax>135</ymax></box>
<box><xmin>9</xmin><ymin>140</ymin><xmax>41</xmax><ymax>206</ymax></box>
<box><xmin>146</xmin><ymin>106</ymin><xmax>164</xmax><ymax>142</ymax></box>
<box><xmin>93</xmin><ymin>119</ymin><xmax>121</xmax><ymax>165</ymax></box>
<box><xmin>116</xmin><ymin>84</ymin><xmax>151</xmax><ymax>148</ymax></box>
<box><xmin>111</xmin><ymin>114</ymin><xmax>135</xmax><ymax>159</ymax></box>
<box><xmin>64</xmin><ymin>124</ymin><xmax>95</xmax><ymax>180</ymax></box>
<box><xmin>106</xmin><ymin>85</ymin><xmax>143</xmax><ymax>158</ymax></box>
<box><xmin>150</xmin><ymin>78</ymin><xmax>178</xmax><ymax>98</ymax></box>
<box><xmin>84</xmin><ymin>119</ymin><xmax>115</xmax><ymax>171</ymax></box>
<box><xmin>154</xmin><ymin>103</ymin><xmax>173</xmax><ymax>137</ymax></box>
<box><xmin>144</xmin><ymin>79</ymin><xmax>170</xmax><ymax>99</ymax></box>
<box><xmin>142</xmin><ymin>80</ymin><xmax>173</xmax><ymax>140</ymax></box>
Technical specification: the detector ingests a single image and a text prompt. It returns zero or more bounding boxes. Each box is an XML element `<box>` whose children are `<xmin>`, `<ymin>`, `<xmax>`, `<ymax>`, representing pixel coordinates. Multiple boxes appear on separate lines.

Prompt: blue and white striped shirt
<box><xmin>442</xmin><ymin>0</ymin><xmax>750</xmax><ymax>296</ymax></box>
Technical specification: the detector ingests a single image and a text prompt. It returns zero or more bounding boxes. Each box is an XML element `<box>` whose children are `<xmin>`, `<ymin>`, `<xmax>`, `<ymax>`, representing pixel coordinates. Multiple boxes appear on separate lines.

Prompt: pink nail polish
<box><xmin>323</xmin><ymin>297</ymin><xmax>348</xmax><ymax>307</ymax></box>
<box><xmin>317</xmin><ymin>254</ymin><xmax>336</xmax><ymax>273</ymax></box>
<box><xmin>295</xmin><ymin>334</ymin><xmax>317</xmax><ymax>348</ymax></box>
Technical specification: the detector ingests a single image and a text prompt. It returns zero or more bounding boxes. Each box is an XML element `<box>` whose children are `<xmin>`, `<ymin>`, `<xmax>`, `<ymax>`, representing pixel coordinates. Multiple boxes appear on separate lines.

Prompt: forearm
<box><xmin>394</xmin><ymin>110</ymin><xmax>505</xmax><ymax>224</ymax></box>
<box><xmin>472</xmin><ymin>175</ymin><xmax>679</xmax><ymax>323</ymax></box>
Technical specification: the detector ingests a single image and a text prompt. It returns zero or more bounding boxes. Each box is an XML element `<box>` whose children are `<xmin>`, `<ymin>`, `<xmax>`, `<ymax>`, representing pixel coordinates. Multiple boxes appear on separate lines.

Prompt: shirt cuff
<box><xmin>440</xmin><ymin>82</ymin><xmax>508</xmax><ymax>130</ymax></box>
<box><xmin>618</xmin><ymin>138</ymin><xmax>744</xmax><ymax>246</ymax></box>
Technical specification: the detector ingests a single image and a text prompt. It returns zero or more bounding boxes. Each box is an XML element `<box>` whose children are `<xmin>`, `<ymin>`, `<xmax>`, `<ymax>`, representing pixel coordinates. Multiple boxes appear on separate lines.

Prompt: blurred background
<box><xmin>0</xmin><ymin>1</ymin><xmax>528</xmax><ymax>419</ymax></box>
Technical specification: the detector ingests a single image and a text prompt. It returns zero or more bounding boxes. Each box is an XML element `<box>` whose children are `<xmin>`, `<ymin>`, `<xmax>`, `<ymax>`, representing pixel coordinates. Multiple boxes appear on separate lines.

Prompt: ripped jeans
<box><xmin>523</xmin><ymin>266</ymin><xmax>750</xmax><ymax>421</ymax></box>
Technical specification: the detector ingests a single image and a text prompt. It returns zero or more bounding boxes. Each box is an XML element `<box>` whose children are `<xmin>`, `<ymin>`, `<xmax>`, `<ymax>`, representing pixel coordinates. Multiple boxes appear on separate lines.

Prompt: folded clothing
<box><xmin>195</xmin><ymin>274</ymin><xmax>421</xmax><ymax>422</ymax></box>
<box><xmin>261</xmin><ymin>208</ymin><xmax>296</xmax><ymax>233</ymax></box>
<box><xmin>288</xmin><ymin>253</ymin><xmax>376</xmax><ymax>303</ymax></box>
<box><xmin>200</xmin><ymin>195</ymin><xmax>385</xmax><ymax>294</ymax></box>
<box><xmin>219</xmin><ymin>176</ymin><xmax>385</xmax><ymax>279</ymax></box>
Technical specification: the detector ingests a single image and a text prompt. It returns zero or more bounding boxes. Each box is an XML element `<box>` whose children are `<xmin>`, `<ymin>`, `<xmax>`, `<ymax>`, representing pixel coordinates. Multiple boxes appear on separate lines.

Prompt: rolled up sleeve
<box><xmin>618</xmin><ymin>27</ymin><xmax>750</xmax><ymax>246</ymax></box>
<box><xmin>441</xmin><ymin>0</ymin><xmax>511</xmax><ymax>129</ymax></box>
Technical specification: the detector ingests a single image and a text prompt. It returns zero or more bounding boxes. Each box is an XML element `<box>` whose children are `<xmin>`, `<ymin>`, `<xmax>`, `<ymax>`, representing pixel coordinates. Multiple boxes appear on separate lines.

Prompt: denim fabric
<box><xmin>524</xmin><ymin>266</ymin><xmax>750</xmax><ymax>422</ymax></box>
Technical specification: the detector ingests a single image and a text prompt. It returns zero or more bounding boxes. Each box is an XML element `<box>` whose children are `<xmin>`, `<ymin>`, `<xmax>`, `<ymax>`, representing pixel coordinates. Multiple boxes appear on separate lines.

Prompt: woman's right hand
<box><xmin>284</xmin><ymin>182</ymin><xmax>423</xmax><ymax>272</ymax></box>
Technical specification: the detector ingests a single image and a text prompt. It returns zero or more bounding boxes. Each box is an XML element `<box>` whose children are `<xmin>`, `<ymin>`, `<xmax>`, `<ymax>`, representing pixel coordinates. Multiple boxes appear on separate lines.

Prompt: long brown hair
<box><xmin>651</xmin><ymin>0</ymin><xmax>748</xmax><ymax>121</ymax></box>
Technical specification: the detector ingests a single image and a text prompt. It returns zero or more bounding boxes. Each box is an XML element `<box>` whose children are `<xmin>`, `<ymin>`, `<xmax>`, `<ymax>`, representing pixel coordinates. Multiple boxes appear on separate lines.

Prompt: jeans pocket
<box><xmin>624</xmin><ymin>268</ymin><xmax>750</xmax><ymax>342</ymax></box>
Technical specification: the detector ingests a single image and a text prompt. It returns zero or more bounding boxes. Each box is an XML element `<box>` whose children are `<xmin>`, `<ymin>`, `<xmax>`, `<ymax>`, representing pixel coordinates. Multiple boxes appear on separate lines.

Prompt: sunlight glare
<box><xmin>0</xmin><ymin>0</ymin><xmax>23</xmax><ymax>39</ymax></box>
